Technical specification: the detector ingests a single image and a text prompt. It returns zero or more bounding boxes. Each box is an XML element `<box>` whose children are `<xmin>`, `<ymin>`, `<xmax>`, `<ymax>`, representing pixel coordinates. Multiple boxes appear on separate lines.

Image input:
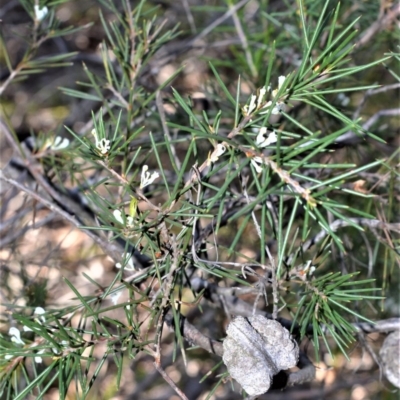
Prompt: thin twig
<box><xmin>189</xmin><ymin>0</ymin><xmax>250</xmax><ymax>44</ymax></box>
<box><xmin>153</xmin><ymin>361</ymin><xmax>189</xmax><ymax>400</ymax></box>
<box><xmin>105</xmin><ymin>84</ymin><xmax>130</xmax><ymax>109</ymax></box>
<box><xmin>287</xmin><ymin>217</ymin><xmax>400</xmax><ymax>266</ymax></box>
<box><xmin>0</xmin><ymin>212</ymin><xmax>58</xmax><ymax>248</ymax></box>
<box><xmin>153</xmin><ymin>303</ymin><xmax>189</xmax><ymax>400</ymax></box>
<box><xmin>164</xmin><ymin>313</ymin><xmax>223</xmax><ymax>356</ymax></box>
<box><xmin>229</xmin><ymin>2</ymin><xmax>257</xmax><ymax>78</ymax></box>
<box><xmin>353</xmin><ymin>84</ymin><xmax>400</xmax><ymax>121</ymax></box>
<box><xmin>180</xmin><ymin>0</ymin><xmax>196</xmax><ymax>34</ymax></box>
<box><xmin>155</xmin><ymin>91</ymin><xmax>182</xmax><ymax>171</ymax></box>
<box><xmin>286</xmin><ymin>352</ymin><xmax>316</xmax><ymax>387</ymax></box>
<box><xmin>0</xmin><ymin>172</ymin><xmax>125</xmax><ymax>263</ymax></box>
<box><xmin>355</xmin><ymin>3</ymin><xmax>400</xmax><ymax>48</ymax></box>
<box><xmin>331</xmin><ymin>108</ymin><xmax>400</xmax><ymax>148</ymax></box>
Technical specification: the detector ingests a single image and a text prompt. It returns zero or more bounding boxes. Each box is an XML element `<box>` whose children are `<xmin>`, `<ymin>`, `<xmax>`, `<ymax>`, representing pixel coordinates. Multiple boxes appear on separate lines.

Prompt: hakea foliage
<box><xmin>1</xmin><ymin>0</ymin><xmax>397</xmax><ymax>399</ymax></box>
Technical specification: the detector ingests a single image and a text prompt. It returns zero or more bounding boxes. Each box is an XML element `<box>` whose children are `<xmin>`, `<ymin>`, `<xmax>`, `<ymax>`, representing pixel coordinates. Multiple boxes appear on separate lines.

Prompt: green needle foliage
<box><xmin>1</xmin><ymin>0</ymin><xmax>398</xmax><ymax>398</ymax></box>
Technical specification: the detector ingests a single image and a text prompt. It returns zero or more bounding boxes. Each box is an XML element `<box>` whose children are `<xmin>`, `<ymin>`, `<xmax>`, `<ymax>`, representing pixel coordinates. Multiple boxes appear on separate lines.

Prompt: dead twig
<box><xmin>355</xmin><ymin>3</ymin><xmax>400</xmax><ymax>48</ymax></box>
<box><xmin>0</xmin><ymin>171</ymin><xmax>126</xmax><ymax>264</ymax></box>
<box><xmin>286</xmin><ymin>217</ymin><xmax>400</xmax><ymax>266</ymax></box>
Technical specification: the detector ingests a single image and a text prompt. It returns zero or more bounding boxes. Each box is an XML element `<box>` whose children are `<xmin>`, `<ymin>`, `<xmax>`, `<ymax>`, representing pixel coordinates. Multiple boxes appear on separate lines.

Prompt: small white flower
<box><xmin>140</xmin><ymin>165</ymin><xmax>159</xmax><ymax>189</ymax></box>
<box><xmin>251</xmin><ymin>160</ymin><xmax>263</xmax><ymax>173</ymax></box>
<box><xmin>278</xmin><ymin>75</ymin><xmax>286</xmax><ymax>89</ymax></box>
<box><xmin>34</xmin><ymin>349</ymin><xmax>46</xmax><ymax>364</ymax></box>
<box><xmin>258</xmin><ymin>75</ymin><xmax>288</xmax><ymax>114</ymax></box>
<box><xmin>249</xmin><ymin>94</ymin><xmax>257</xmax><ymax>113</ymax></box>
<box><xmin>256</xmin><ymin>128</ymin><xmax>278</xmax><ymax>148</ymax></box>
<box><xmin>126</xmin><ymin>216</ymin><xmax>134</xmax><ymax>228</ymax></box>
<box><xmin>34</xmin><ymin>307</ymin><xmax>46</xmax><ymax>323</ymax></box>
<box><xmin>116</xmin><ymin>253</ymin><xmax>135</xmax><ymax>271</ymax></box>
<box><xmin>5</xmin><ymin>354</ymin><xmax>13</xmax><ymax>360</ymax></box>
<box><xmin>23</xmin><ymin>306</ymin><xmax>46</xmax><ymax>331</ymax></box>
<box><xmin>51</xmin><ymin>136</ymin><xmax>69</xmax><ymax>151</ymax></box>
<box><xmin>113</xmin><ymin>209</ymin><xmax>135</xmax><ymax>228</ymax></box>
<box><xmin>208</xmin><ymin>143</ymin><xmax>226</xmax><ymax>165</ymax></box>
<box><xmin>251</xmin><ymin>157</ymin><xmax>264</xmax><ymax>174</ymax></box>
<box><xmin>125</xmin><ymin>254</ymin><xmax>135</xmax><ymax>270</ymax></box>
<box><xmin>110</xmin><ymin>291</ymin><xmax>122</xmax><ymax>305</ymax></box>
<box><xmin>251</xmin><ymin>156</ymin><xmax>264</xmax><ymax>173</ymax></box>
<box><xmin>52</xmin><ymin>341</ymin><xmax>68</xmax><ymax>355</ymax></box>
<box><xmin>113</xmin><ymin>210</ymin><xmax>124</xmax><ymax>224</ymax></box>
<box><xmin>263</xmin><ymin>100</ymin><xmax>272</xmax><ymax>109</ymax></box>
<box><xmin>271</xmin><ymin>76</ymin><xmax>286</xmax><ymax>98</ymax></box>
<box><xmin>257</xmin><ymin>86</ymin><xmax>267</xmax><ymax>109</ymax></box>
<box><xmin>261</xmin><ymin>100</ymin><xmax>285</xmax><ymax>115</ymax></box>
<box><xmin>91</xmin><ymin>129</ymin><xmax>111</xmax><ymax>155</ymax></box>
<box><xmin>256</xmin><ymin>127</ymin><xmax>267</xmax><ymax>143</ymax></box>
<box><xmin>97</xmin><ymin>138</ymin><xmax>111</xmax><ymax>154</ymax></box>
<box><xmin>272</xmin><ymin>102</ymin><xmax>285</xmax><ymax>114</ymax></box>
<box><xmin>244</xmin><ymin>94</ymin><xmax>257</xmax><ymax>116</ymax></box>
<box><xmin>34</xmin><ymin>5</ymin><xmax>48</xmax><ymax>21</ymax></box>
<box><xmin>9</xmin><ymin>327</ymin><xmax>24</xmax><ymax>345</ymax></box>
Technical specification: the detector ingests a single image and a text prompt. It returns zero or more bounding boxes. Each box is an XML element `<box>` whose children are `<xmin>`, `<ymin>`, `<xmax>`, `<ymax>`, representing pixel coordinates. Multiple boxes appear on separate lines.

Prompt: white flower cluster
<box><xmin>91</xmin><ymin>129</ymin><xmax>111</xmax><ymax>155</ymax></box>
<box><xmin>6</xmin><ymin>307</ymin><xmax>67</xmax><ymax>364</ymax></box>
<box><xmin>265</xmin><ymin>75</ymin><xmax>287</xmax><ymax>114</ymax></box>
<box><xmin>244</xmin><ymin>76</ymin><xmax>287</xmax><ymax>116</ymax></box>
<box><xmin>251</xmin><ymin>127</ymin><xmax>278</xmax><ymax>173</ymax></box>
<box><xmin>113</xmin><ymin>209</ymin><xmax>135</xmax><ymax>229</ymax></box>
<box><xmin>256</xmin><ymin>128</ymin><xmax>277</xmax><ymax>148</ymax></box>
<box><xmin>140</xmin><ymin>165</ymin><xmax>159</xmax><ymax>189</ymax></box>
<box><xmin>113</xmin><ymin>207</ymin><xmax>142</xmax><ymax>272</ymax></box>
